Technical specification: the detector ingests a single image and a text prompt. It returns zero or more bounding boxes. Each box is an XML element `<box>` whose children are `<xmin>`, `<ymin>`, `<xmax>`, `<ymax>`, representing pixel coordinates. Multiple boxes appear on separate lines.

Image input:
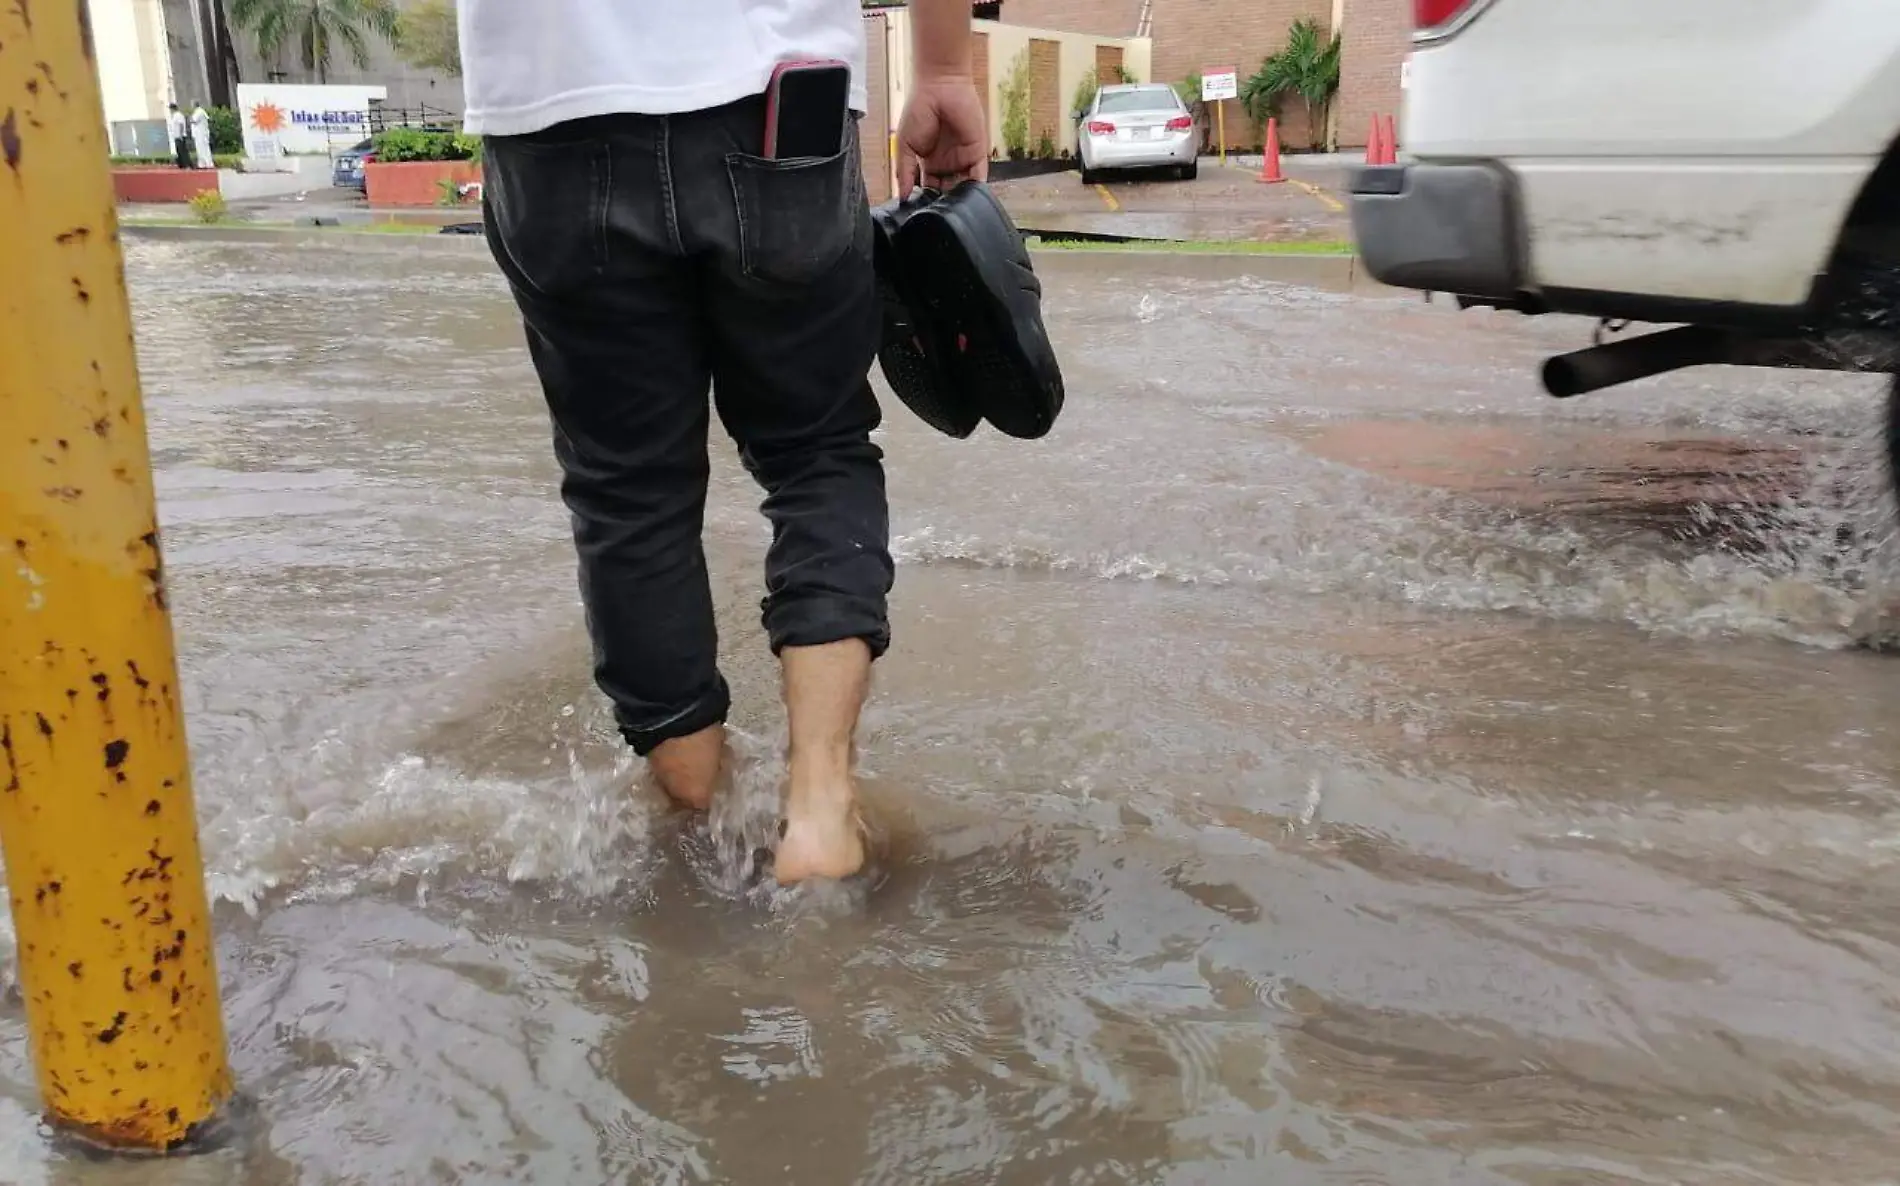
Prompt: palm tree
<box><xmin>1239</xmin><ymin>17</ymin><xmax>1343</xmax><ymax>151</ymax></box>
<box><xmin>228</xmin><ymin>0</ymin><xmax>400</xmax><ymax>83</ymax></box>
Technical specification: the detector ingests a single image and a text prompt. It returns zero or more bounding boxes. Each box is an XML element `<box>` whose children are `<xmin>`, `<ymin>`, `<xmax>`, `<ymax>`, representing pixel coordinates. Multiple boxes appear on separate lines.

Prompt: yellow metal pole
<box><xmin>1217</xmin><ymin>102</ymin><xmax>1226</xmax><ymax>166</ymax></box>
<box><xmin>0</xmin><ymin>0</ymin><xmax>233</xmax><ymax>1154</ymax></box>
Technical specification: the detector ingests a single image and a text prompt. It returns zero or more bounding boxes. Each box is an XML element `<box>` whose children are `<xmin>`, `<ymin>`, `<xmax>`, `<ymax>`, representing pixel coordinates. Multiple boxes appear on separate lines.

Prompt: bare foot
<box><xmin>648</xmin><ymin>724</ymin><xmax>725</xmax><ymax>811</ymax></box>
<box><xmin>774</xmin><ymin>799</ymin><xmax>866</xmax><ymax>883</ymax></box>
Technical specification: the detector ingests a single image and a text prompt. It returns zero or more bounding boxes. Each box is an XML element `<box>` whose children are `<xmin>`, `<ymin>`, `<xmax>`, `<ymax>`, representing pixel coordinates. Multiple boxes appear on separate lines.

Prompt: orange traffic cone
<box><xmin>1364</xmin><ymin>115</ymin><xmax>1383</xmax><ymax>165</ymax></box>
<box><xmin>1256</xmin><ymin>117</ymin><xmax>1285</xmax><ymax>183</ymax></box>
<box><xmin>1381</xmin><ymin>113</ymin><xmax>1399</xmax><ymax>163</ymax></box>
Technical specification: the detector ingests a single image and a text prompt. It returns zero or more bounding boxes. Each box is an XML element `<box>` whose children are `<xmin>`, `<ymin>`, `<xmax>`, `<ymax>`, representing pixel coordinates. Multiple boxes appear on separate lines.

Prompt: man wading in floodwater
<box><xmin>455</xmin><ymin>1</ymin><xmax>987</xmax><ymax>882</ymax></box>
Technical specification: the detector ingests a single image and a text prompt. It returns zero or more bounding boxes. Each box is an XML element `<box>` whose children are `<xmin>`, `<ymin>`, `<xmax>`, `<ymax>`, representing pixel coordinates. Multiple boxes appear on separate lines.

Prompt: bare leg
<box><xmin>773</xmin><ymin>639</ymin><xmax>871</xmax><ymax>883</ymax></box>
<box><xmin>648</xmin><ymin>723</ymin><xmax>725</xmax><ymax>811</ymax></box>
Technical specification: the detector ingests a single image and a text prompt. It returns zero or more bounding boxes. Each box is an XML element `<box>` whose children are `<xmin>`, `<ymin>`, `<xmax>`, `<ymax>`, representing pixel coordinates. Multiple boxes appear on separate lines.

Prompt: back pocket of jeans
<box><xmin>724</xmin><ymin>137</ymin><xmax>862</xmax><ymax>288</ymax></box>
<box><xmin>483</xmin><ymin>135</ymin><xmax>609</xmax><ymax>298</ymax></box>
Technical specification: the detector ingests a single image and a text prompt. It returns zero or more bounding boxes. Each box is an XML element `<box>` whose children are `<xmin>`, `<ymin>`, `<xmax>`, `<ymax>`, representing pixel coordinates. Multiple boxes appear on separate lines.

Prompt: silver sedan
<box><xmin>1076</xmin><ymin>83</ymin><xmax>1199</xmax><ymax>184</ymax></box>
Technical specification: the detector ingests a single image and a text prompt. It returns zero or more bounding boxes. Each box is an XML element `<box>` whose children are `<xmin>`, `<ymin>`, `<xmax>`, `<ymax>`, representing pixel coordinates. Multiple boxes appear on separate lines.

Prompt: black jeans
<box><xmin>481</xmin><ymin>96</ymin><xmax>892</xmax><ymax>756</ymax></box>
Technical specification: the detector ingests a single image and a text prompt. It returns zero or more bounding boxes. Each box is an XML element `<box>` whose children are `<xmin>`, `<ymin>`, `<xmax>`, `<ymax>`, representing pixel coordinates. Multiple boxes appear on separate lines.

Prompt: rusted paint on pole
<box><xmin>0</xmin><ymin>0</ymin><xmax>234</xmax><ymax>1153</ymax></box>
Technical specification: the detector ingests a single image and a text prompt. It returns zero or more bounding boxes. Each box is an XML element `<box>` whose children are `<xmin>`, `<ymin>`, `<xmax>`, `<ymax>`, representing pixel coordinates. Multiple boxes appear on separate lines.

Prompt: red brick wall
<box><xmin>1028</xmin><ymin>38</ymin><xmax>1061</xmax><ymax>153</ymax></box>
<box><xmin>1094</xmin><ymin>43</ymin><xmax>1124</xmax><ymax>84</ymax></box>
<box><xmin>364</xmin><ymin>160</ymin><xmax>483</xmax><ymax>207</ymax></box>
<box><xmin>861</xmin><ymin>12</ymin><xmax>893</xmax><ymax>202</ymax></box>
<box><xmin>1335</xmin><ymin>0</ymin><xmax>1408</xmax><ymax>150</ymax></box>
<box><xmin>111</xmin><ymin>167</ymin><xmax>219</xmax><ymax>203</ymax></box>
<box><xmin>1152</xmin><ymin>0</ymin><xmax>1330</xmax><ymax>151</ymax></box>
<box><xmin>999</xmin><ymin>0</ymin><xmax>1141</xmax><ymax>37</ymax></box>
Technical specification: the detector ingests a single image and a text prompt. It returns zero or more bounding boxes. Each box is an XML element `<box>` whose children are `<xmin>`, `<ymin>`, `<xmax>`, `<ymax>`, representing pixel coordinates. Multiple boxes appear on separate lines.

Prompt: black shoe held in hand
<box><xmin>870</xmin><ymin>180</ymin><xmax>1066</xmax><ymax>441</ymax></box>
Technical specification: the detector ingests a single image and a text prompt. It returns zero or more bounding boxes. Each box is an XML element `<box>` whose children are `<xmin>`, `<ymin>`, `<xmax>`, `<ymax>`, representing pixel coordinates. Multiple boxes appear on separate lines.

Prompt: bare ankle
<box><xmin>780</xmin><ymin>637</ymin><xmax>871</xmax><ymax>787</ymax></box>
<box><xmin>789</xmin><ymin>750</ymin><xmax>852</xmax><ymax>794</ymax></box>
<box><xmin>786</xmin><ymin>771</ymin><xmax>855</xmax><ymax>823</ymax></box>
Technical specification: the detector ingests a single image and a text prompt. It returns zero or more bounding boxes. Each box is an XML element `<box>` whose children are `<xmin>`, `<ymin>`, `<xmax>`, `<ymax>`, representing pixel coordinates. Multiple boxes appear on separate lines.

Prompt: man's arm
<box><xmin>895</xmin><ymin>0</ymin><xmax>989</xmax><ymax>193</ymax></box>
<box><xmin>909</xmin><ymin>0</ymin><xmax>974</xmax><ymax>79</ymax></box>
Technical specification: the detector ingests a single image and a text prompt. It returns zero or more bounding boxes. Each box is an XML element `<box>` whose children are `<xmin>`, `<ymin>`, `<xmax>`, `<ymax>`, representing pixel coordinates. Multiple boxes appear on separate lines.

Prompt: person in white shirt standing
<box><xmin>456</xmin><ymin>0</ymin><xmax>987</xmax><ymax>883</ymax></box>
<box><xmin>167</xmin><ymin>103</ymin><xmax>191</xmax><ymax>169</ymax></box>
<box><xmin>189</xmin><ymin>102</ymin><xmax>213</xmax><ymax>170</ymax></box>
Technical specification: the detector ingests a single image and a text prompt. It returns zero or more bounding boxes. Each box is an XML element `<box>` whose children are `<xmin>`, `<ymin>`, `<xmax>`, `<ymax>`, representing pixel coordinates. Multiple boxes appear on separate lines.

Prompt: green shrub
<box><xmin>371</xmin><ymin>127</ymin><xmax>479</xmax><ymax>163</ymax></box>
<box><xmin>1072</xmin><ymin>67</ymin><xmax>1100</xmax><ymax>117</ymax></box>
<box><xmin>207</xmin><ymin>106</ymin><xmax>243</xmax><ymax>154</ymax></box>
<box><xmin>435</xmin><ymin>176</ymin><xmax>480</xmax><ymax>205</ymax></box>
<box><xmin>109</xmin><ymin>152</ymin><xmax>245</xmax><ymax>169</ymax></box>
<box><xmin>1241</xmin><ymin>16</ymin><xmax>1342</xmax><ymax>150</ymax></box>
<box><xmin>999</xmin><ymin>48</ymin><xmax>1031</xmax><ymax>159</ymax></box>
<box><xmin>186</xmin><ymin>191</ymin><xmax>228</xmax><ymax>223</ymax></box>
<box><xmin>112</xmin><ymin>150</ymin><xmax>243</xmax><ymax>168</ymax></box>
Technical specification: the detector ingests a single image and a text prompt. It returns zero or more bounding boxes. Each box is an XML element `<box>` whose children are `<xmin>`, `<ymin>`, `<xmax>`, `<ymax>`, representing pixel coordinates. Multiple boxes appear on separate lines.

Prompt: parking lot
<box><xmin>987</xmin><ymin>152</ymin><xmax>1354</xmax><ymax>244</ymax></box>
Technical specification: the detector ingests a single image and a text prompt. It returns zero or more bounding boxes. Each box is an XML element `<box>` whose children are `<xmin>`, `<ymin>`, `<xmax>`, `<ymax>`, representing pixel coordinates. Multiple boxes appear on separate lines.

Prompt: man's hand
<box><xmin>896</xmin><ymin>76</ymin><xmax>989</xmax><ymax>195</ymax></box>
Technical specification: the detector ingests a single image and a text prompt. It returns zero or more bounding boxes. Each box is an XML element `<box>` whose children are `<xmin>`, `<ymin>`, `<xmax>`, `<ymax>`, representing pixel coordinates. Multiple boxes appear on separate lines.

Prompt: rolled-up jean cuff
<box><xmin>767</xmin><ymin>608</ymin><xmax>891</xmax><ymax>661</ymax></box>
<box><xmin>617</xmin><ymin>680</ymin><xmax>732</xmax><ymax>757</ymax></box>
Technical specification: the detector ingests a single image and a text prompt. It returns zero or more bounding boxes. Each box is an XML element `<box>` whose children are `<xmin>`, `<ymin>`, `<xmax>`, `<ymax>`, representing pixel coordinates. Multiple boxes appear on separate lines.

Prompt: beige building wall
<box><xmin>862</xmin><ymin>11</ymin><xmax>896</xmax><ymax>203</ymax></box>
<box><xmin>87</xmin><ymin>0</ymin><xmax>174</xmax><ymax>131</ymax></box>
<box><xmin>978</xmin><ymin>18</ymin><xmax>1152</xmax><ymax>156</ymax></box>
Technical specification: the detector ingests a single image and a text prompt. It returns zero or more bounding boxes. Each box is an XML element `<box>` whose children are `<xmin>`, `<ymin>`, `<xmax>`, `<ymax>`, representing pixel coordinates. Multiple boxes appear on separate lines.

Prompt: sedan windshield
<box><xmin>1097</xmin><ymin>87</ymin><xmax>1182</xmax><ymax>115</ymax></box>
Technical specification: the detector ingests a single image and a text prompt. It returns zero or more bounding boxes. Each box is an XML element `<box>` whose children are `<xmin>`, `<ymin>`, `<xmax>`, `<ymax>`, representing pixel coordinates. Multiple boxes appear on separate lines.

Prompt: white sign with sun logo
<box><xmin>236</xmin><ymin>83</ymin><xmax>389</xmax><ymax>161</ymax></box>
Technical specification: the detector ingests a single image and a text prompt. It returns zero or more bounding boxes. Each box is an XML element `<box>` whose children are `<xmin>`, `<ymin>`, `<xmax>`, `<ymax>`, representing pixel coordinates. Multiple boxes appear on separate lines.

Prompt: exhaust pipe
<box><xmin>1543</xmin><ymin>324</ymin><xmax>1898</xmax><ymax>398</ymax></box>
<box><xmin>1541</xmin><ymin>325</ymin><xmax>1730</xmax><ymax>398</ymax></box>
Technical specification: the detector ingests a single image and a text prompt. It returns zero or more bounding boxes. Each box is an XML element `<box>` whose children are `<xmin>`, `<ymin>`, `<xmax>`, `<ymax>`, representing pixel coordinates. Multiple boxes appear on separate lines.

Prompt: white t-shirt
<box><xmin>455</xmin><ymin>0</ymin><xmax>868</xmax><ymax>136</ymax></box>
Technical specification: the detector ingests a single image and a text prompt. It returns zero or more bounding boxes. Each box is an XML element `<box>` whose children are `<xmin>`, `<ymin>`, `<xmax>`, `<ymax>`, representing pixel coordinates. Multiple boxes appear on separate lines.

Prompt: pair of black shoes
<box><xmin>870</xmin><ymin>180</ymin><xmax>1065</xmax><ymax>440</ymax></box>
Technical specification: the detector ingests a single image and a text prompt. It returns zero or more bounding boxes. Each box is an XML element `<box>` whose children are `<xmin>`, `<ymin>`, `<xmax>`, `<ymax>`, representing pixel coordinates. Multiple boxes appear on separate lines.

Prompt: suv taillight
<box><xmin>1413</xmin><ymin>0</ymin><xmax>1490</xmax><ymax>38</ymax></box>
<box><xmin>1414</xmin><ymin>0</ymin><xmax>1470</xmax><ymax>24</ymax></box>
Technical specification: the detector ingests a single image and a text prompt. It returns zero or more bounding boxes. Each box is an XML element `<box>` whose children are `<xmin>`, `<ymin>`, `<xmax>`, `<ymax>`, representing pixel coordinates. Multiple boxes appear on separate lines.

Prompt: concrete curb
<box><xmin>1032</xmin><ymin>247</ymin><xmax>1365</xmax><ymax>289</ymax></box>
<box><xmin>120</xmin><ymin>223</ymin><xmax>485</xmax><ymax>251</ymax></box>
<box><xmin>119</xmin><ymin>222</ymin><xmax>1392</xmax><ymax>294</ymax></box>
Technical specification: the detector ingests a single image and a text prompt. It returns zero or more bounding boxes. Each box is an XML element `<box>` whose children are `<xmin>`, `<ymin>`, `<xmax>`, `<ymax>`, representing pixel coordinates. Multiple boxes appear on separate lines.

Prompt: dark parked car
<box><xmin>331</xmin><ymin>138</ymin><xmax>374</xmax><ymax>190</ymax></box>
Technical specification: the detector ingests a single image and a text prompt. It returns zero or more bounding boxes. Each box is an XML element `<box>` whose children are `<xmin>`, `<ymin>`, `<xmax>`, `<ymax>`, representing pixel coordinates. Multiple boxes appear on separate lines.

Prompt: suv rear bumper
<box><xmin>1348</xmin><ymin>162</ymin><xmax>1525</xmax><ymax>300</ymax></box>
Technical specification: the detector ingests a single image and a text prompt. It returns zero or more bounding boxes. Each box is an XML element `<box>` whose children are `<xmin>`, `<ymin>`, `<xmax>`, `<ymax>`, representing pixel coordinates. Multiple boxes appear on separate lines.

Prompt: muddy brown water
<box><xmin>2</xmin><ymin>236</ymin><xmax>1898</xmax><ymax>1185</ymax></box>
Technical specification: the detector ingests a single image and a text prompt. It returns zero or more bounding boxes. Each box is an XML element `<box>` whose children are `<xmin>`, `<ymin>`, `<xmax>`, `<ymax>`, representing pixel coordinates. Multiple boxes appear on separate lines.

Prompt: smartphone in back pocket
<box><xmin>763</xmin><ymin>59</ymin><xmax>851</xmax><ymax>159</ymax></box>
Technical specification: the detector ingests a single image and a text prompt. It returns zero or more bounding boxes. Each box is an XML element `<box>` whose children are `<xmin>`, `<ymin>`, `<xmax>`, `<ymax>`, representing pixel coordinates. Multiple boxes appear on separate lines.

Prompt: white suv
<box><xmin>1350</xmin><ymin>0</ymin><xmax>1900</xmax><ymax>452</ymax></box>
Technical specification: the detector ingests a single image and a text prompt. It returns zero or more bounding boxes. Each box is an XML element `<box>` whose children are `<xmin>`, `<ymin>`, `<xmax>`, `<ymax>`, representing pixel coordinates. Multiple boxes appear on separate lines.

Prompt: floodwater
<box><xmin>3</xmin><ymin>233</ymin><xmax>1899</xmax><ymax>1185</ymax></box>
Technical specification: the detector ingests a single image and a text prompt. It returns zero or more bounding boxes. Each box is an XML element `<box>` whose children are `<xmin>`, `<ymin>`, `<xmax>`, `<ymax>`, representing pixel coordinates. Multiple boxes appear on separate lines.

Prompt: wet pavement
<box><xmin>164</xmin><ymin>154</ymin><xmax>1354</xmax><ymax>245</ymax></box>
<box><xmin>1</xmin><ymin>234</ymin><xmax>1898</xmax><ymax>1184</ymax></box>
<box><xmin>989</xmin><ymin>156</ymin><xmax>1350</xmax><ymax>243</ymax></box>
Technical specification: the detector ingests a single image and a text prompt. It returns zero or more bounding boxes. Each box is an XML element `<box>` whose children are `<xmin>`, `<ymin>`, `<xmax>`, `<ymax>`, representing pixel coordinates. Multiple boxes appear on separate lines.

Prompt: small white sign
<box><xmin>1201</xmin><ymin>68</ymin><xmax>1238</xmax><ymax>103</ymax></box>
